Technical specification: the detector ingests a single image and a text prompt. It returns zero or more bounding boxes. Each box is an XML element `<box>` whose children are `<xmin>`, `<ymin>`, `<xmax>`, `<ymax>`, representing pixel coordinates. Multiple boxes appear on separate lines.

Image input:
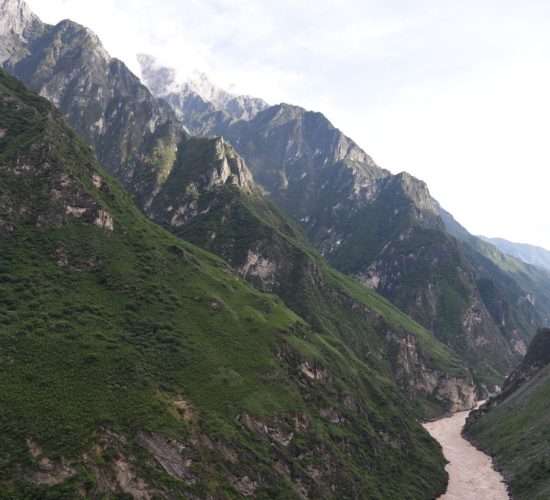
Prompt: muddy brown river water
<box><xmin>423</xmin><ymin>407</ymin><xmax>509</xmax><ymax>500</ymax></box>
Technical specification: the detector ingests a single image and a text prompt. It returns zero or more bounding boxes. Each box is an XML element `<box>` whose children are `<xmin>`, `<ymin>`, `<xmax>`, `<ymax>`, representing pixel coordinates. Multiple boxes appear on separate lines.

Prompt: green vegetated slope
<box><xmin>465</xmin><ymin>329</ymin><xmax>550</xmax><ymax>500</ymax></box>
<box><xmin>0</xmin><ymin>70</ymin><xmax>448</xmax><ymax>499</ymax></box>
<box><xmin>147</xmin><ymin>142</ymin><xmax>473</xmax><ymax>418</ymax></box>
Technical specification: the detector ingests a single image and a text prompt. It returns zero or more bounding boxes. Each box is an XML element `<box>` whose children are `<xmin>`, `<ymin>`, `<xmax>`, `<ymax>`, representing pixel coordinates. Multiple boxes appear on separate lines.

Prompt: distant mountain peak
<box><xmin>137</xmin><ymin>53</ymin><xmax>269</xmax><ymax>122</ymax></box>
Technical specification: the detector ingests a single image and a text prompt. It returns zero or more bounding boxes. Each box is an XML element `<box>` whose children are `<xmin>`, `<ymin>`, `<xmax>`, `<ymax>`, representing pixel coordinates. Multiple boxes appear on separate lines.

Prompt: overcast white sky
<box><xmin>27</xmin><ymin>0</ymin><xmax>550</xmax><ymax>249</ymax></box>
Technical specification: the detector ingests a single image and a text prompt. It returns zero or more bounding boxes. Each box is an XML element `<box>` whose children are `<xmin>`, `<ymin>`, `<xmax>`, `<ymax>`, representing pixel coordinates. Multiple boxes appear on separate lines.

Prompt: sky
<box><xmin>27</xmin><ymin>0</ymin><xmax>550</xmax><ymax>249</ymax></box>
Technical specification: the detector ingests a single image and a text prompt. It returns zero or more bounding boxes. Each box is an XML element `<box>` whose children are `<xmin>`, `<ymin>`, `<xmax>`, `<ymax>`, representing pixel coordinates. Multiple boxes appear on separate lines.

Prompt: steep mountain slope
<box><xmin>482</xmin><ymin>236</ymin><xmax>550</xmax><ymax>272</ymax></box>
<box><xmin>139</xmin><ymin>59</ymin><xmax>550</xmax><ymax>390</ymax></box>
<box><xmin>192</xmin><ymin>102</ymin><xmax>542</xmax><ymax>389</ymax></box>
<box><xmin>466</xmin><ymin>328</ymin><xmax>550</xmax><ymax>500</ymax></box>
<box><xmin>443</xmin><ymin>210</ymin><xmax>550</xmax><ymax>339</ymax></box>
<box><xmin>0</xmin><ymin>0</ymin><xmax>476</xmax><ymax>414</ymax></box>
<box><xmin>0</xmin><ymin>68</ymin><xmax>455</xmax><ymax>499</ymax></box>
<box><xmin>143</xmin><ymin>135</ymin><xmax>476</xmax><ymax>417</ymax></box>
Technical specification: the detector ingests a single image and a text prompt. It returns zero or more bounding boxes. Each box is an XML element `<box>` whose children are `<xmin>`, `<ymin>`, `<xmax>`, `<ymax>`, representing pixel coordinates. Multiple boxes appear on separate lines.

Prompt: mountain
<box><xmin>0</xmin><ymin>0</ymin><xmax>480</xmax><ymax>416</ymax></box>
<box><xmin>138</xmin><ymin>54</ymin><xmax>268</xmax><ymax>135</ymax></box>
<box><xmin>466</xmin><ymin>328</ymin><xmax>550</xmax><ymax>500</ymax></box>
<box><xmin>0</xmin><ymin>66</ymin><xmax>457</xmax><ymax>499</ymax></box>
<box><xmin>138</xmin><ymin>57</ymin><xmax>550</xmax><ymax>390</ymax></box>
<box><xmin>176</xmin><ymin>99</ymin><xmax>546</xmax><ymax>389</ymax></box>
<box><xmin>143</xmin><ymin>135</ymin><xmax>477</xmax><ymax>417</ymax></box>
<box><xmin>7</xmin><ymin>0</ymin><xmax>541</xmax><ymax>394</ymax></box>
<box><xmin>1</xmin><ymin>3</ymin><xmax>185</xmax><ymax>206</ymax></box>
<box><xmin>482</xmin><ymin>236</ymin><xmax>550</xmax><ymax>272</ymax></box>
<box><xmin>442</xmin><ymin>210</ymin><xmax>550</xmax><ymax>342</ymax></box>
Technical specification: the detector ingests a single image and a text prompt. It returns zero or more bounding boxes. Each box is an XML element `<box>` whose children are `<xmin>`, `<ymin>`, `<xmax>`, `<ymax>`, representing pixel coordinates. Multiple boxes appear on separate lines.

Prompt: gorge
<box><xmin>0</xmin><ymin>0</ymin><xmax>549</xmax><ymax>498</ymax></box>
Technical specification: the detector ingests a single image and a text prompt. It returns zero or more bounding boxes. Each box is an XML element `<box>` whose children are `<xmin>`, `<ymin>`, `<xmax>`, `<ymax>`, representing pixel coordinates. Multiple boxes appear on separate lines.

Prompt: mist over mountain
<box><xmin>138</xmin><ymin>53</ymin><xmax>268</xmax><ymax>135</ymax></box>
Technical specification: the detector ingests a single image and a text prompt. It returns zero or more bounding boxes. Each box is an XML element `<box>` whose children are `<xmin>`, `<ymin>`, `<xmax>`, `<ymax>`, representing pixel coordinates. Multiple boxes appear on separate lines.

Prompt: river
<box><xmin>423</xmin><ymin>407</ymin><xmax>509</xmax><ymax>500</ymax></box>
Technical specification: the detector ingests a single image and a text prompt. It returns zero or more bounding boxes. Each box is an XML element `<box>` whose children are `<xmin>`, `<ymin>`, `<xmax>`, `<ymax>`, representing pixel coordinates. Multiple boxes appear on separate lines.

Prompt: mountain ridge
<box><xmin>482</xmin><ymin>236</ymin><xmax>550</xmax><ymax>272</ymax></box>
<box><xmin>6</xmin><ymin>3</ymin><xmax>545</xmax><ymax>395</ymax></box>
<box><xmin>189</xmin><ymin>96</ymin><xmax>544</xmax><ymax>389</ymax></box>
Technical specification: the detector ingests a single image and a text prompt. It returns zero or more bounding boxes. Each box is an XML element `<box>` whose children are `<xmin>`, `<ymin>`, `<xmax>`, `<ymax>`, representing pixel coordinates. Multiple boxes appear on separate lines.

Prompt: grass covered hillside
<box><xmin>0</xmin><ymin>70</ymin><xmax>448</xmax><ymax>498</ymax></box>
<box><xmin>465</xmin><ymin>329</ymin><xmax>550</xmax><ymax>500</ymax></box>
<box><xmin>146</xmin><ymin>136</ymin><xmax>474</xmax><ymax>418</ymax></box>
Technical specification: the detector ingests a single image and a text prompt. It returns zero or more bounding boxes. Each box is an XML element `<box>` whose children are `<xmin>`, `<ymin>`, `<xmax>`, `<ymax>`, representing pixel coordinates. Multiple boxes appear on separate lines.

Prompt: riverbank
<box><xmin>423</xmin><ymin>408</ymin><xmax>509</xmax><ymax>500</ymax></box>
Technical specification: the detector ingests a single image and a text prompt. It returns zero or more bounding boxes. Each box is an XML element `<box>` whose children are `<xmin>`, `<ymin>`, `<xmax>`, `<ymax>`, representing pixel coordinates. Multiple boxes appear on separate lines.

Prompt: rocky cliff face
<box><xmin>143</xmin><ymin>120</ymin><xmax>475</xmax><ymax>417</ymax></box>
<box><xmin>0</xmin><ymin>77</ymin><xmax>114</xmax><ymax>234</ymax></box>
<box><xmin>0</xmin><ymin>0</ymin><xmax>41</xmax><ymax>38</ymax></box>
<box><xmin>496</xmin><ymin>327</ymin><xmax>550</xmax><ymax>397</ymax></box>
<box><xmin>7</xmin><ymin>0</ymin><xmax>534</xmax><ymax>393</ymax></box>
<box><xmin>386</xmin><ymin>331</ymin><xmax>476</xmax><ymax>413</ymax></box>
<box><xmin>0</xmin><ymin>0</ymin><xmax>44</xmax><ymax>64</ymax></box>
<box><xmin>146</xmin><ymin>136</ymin><xmax>255</xmax><ymax>227</ymax></box>
<box><xmin>226</xmin><ymin>104</ymin><xmax>389</xmax><ymax>218</ymax></box>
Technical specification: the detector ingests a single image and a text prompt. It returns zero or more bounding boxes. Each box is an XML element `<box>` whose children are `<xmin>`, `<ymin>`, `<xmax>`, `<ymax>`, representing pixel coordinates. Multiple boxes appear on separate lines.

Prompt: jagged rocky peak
<box><xmin>0</xmin><ymin>2</ymin><xmax>110</xmax><ymax>70</ymax></box>
<box><xmin>20</xmin><ymin>17</ymin><xmax>113</xmax><ymax>79</ymax></box>
<box><xmin>181</xmin><ymin>135</ymin><xmax>255</xmax><ymax>194</ymax></box>
<box><xmin>209</xmin><ymin>136</ymin><xmax>255</xmax><ymax>192</ymax></box>
<box><xmin>137</xmin><ymin>53</ymin><xmax>269</xmax><ymax>121</ymax></box>
<box><xmin>246</xmin><ymin>102</ymin><xmax>388</xmax><ymax>182</ymax></box>
<box><xmin>0</xmin><ymin>0</ymin><xmax>41</xmax><ymax>38</ymax></box>
<box><xmin>3</xmin><ymin>7</ymin><xmax>182</xmax><ymax>198</ymax></box>
<box><xmin>52</xmin><ymin>19</ymin><xmax>111</xmax><ymax>62</ymax></box>
<box><xmin>389</xmin><ymin>171</ymin><xmax>441</xmax><ymax>217</ymax></box>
